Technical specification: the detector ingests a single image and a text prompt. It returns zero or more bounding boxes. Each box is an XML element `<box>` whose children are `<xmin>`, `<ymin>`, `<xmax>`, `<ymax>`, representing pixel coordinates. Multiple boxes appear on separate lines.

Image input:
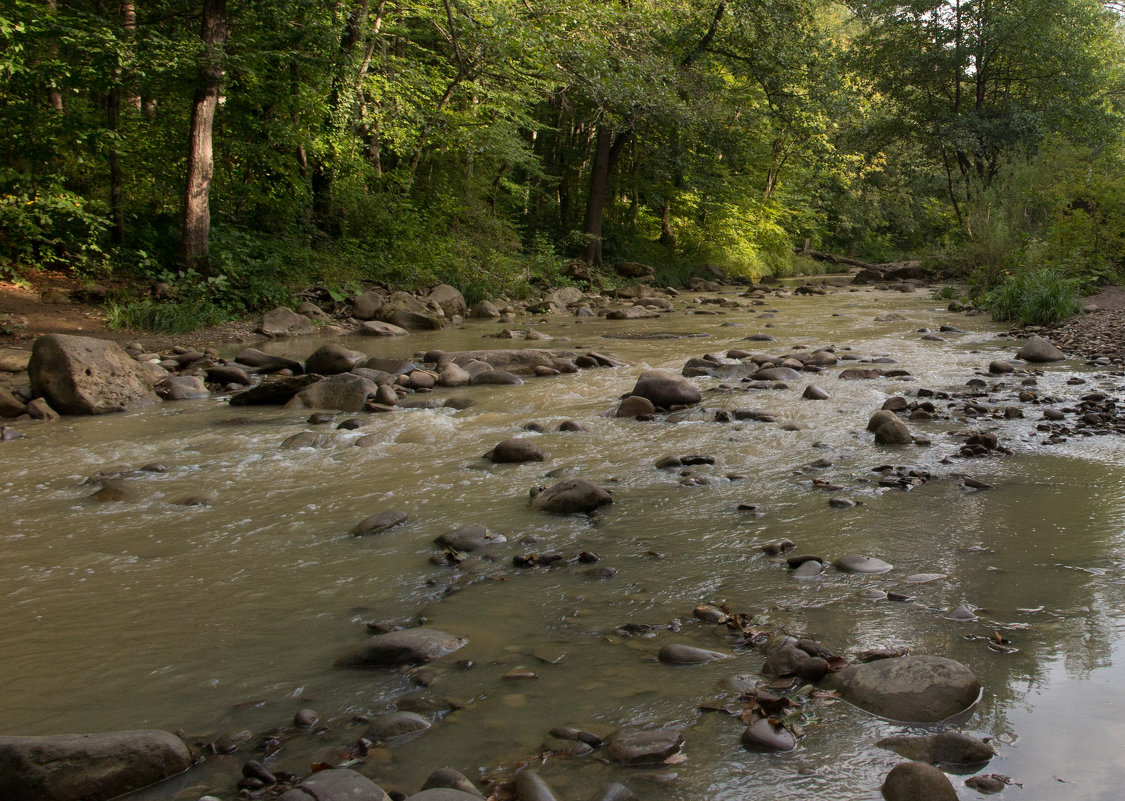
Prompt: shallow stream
<box><xmin>3</xmin><ymin>287</ymin><xmax>1125</xmax><ymax>800</ymax></box>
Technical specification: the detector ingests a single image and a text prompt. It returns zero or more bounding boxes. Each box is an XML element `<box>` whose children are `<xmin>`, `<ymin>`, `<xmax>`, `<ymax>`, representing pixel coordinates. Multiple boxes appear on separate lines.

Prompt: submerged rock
<box><xmin>605</xmin><ymin>727</ymin><xmax>683</xmax><ymax>765</ymax></box>
<box><xmin>657</xmin><ymin>643</ymin><xmax>731</xmax><ymax>664</ymax></box>
<box><xmin>877</xmin><ymin>731</ymin><xmax>994</xmax><ymax>765</ymax></box>
<box><xmin>278</xmin><ymin>768</ymin><xmax>391</xmax><ymax>801</ymax></box>
<box><xmin>880</xmin><ymin>761</ymin><xmax>958</xmax><ymax>801</ymax></box>
<box><xmin>531</xmin><ymin>479</ymin><xmax>613</xmax><ymax>515</ymax></box>
<box><xmin>340</xmin><ymin>628</ymin><xmax>467</xmax><ymax>667</ymax></box>
<box><xmin>0</xmin><ymin>730</ymin><xmax>191</xmax><ymax>801</ymax></box>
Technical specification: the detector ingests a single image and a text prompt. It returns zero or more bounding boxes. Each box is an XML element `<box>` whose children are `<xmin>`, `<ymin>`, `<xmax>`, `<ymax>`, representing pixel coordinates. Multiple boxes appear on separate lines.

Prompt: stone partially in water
<box><xmin>605</xmin><ymin>727</ymin><xmax>683</xmax><ymax>765</ymax></box>
<box><xmin>278</xmin><ymin>768</ymin><xmax>391</xmax><ymax>801</ymax></box>
<box><xmin>740</xmin><ymin>718</ymin><xmax>796</xmax><ymax>752</ymax></box>
<box><xmin>489</xmin><ymin>437</ymin><xmax>545</xmax><ymax>463</ymax></box>
<box><xmin>351</xmin><ymin>509</ymin><xmax>408</xmax><ymax>536</ymax></box>
<box><xmin>29</xmin><ymin>334</ymin><xmax>159</xmax><ymax>415</ymax></box>
<box><xmin>658</xmin><ymin>644</ymin><xmax>731</xmax><ymax>665</ymax></box>
<box><xmin>364</xmin><ymin>711</ymin><xmax>431</xmax><ymax>742</ymax></box>
<box><xmin>833</xmin><ymin>554</ymin><xmax>893</xmax><ymax>574</ymax></box>
<box><xmin>880</xmin><ymin>762</ymin><xmax>958</xmax><ymax>801</ymax></box>
<box><xmin>531</xmin><ymin>479</ymin><xmax>613</xmax><ymax>515</ymax></box>
<box><xmin>822</xmin><ymin>655</ymin><xmax>981</xmax><ymax>723</ymax></box>
<box><xmin>420</xmin><ymin>768</ymin><xmax>483</xmax><ymax>796</ymax></box>
<box><xmin>515</xmin><ymin>770</ymin><xmax>561</xmax><ymax>801</ymax></box>
<box><xmin>340</xmin><ymin>628</ymin><xmax>467</xmax><ymax>667</ymax></box>
<box><xmin>0</xmin><ymin>730</ymin><xmax>191</xmax><ymax>801</ymax></box>
<box><xmin>877</xmin><ymin>731</ymin><xmax>994</xmax><ymax>765</ymax></box>
<box><xmin>629</xmin><ymin>370</ymin><xmax>702</xmax><ymax>408</ymax></box>
<box><xmin>1016</xmin><ymin>335</ymin><xmax>1065</xmax><ymax>363</ymax></box>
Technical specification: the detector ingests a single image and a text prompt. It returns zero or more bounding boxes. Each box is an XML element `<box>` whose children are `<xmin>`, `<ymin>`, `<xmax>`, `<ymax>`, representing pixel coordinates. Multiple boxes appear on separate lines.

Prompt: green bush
<box><xmin>984</xmin><ymin>267</ymin><xmax>1083</xmax><ymax>326</ymax></box>
<box><xmin>0</xmin><ymin>190</ymin><xmax>109</xmax><ymax>273</ymax></box>
<box><xmin>105</xmin><ymin>297</ymin><xmax>230</xmax><ymax>334</ymax></box>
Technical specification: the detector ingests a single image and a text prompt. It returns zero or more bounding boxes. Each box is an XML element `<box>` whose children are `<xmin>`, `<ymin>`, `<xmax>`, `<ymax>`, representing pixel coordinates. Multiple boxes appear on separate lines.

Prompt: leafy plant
<box><xmin>983</xmin><ymin>267</ymin><xmax>1083</xmax><ymax>326</ymax></box>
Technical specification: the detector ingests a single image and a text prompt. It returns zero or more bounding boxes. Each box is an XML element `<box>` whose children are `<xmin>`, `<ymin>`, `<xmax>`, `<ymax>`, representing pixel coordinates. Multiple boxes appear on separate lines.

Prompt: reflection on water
<box><xmin>2</xmin><ymin>288</ymin><xmax>1125</xmax><ymax>799</ymax></box>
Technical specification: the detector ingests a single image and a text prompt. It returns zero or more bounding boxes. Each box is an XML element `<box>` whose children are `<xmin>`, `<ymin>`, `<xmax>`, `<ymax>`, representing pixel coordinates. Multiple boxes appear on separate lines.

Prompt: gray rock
<box><xmin>605</xmin><ymin>728</ymin><xmax>683</xmax><ymax>765</ymax></box>
<box><xmin>260</xmin><ymin>307</ymin><xmax>314</xmax><ymax>337</ymax></box>
<box><xmin>753</xmin><ymin>366</ymin><xmax>802</xmax><ymax>381</ymax></box>
<box><xmin>833</xmin><ymin>554</ymin><xmax>893</xmax><ymax>574</ymax></box>
<box><xmin>421</xmin><ymin>769</ymin><xmax>482</xmax><ymax>796</ymax></box>
<box><xmin>470</xmin><ymin>300</ymin><xmax>501</xmax><ymax>319</ymax></box>
<box><xmin>515</xmin><ymin>771</ymin><xmax>560</xmax><ymax>801</ymax></box>
<box><xmin>232</xmin><ymin>348</ymin><xmax>304</xmax><ymax>373</ymax></box>
<box><xmin>351</xmin><ymin>290</ymin><xmax>387</xmax><ymax>320</ymax></box>
<box><xmin>630</xmin><ymin>369</ymin><xmax>702</xmax><ymax>408</ymax></box>
<box><xmin>822</xmin><ymin>655</ymin><xmax>981</xmax><ymax>723</ymax></box>
<box><xmin>741</xmin><ymin>718</ymin><xmax>796</xmax><ymax>752</ymax></box>
<box><xmin>408</xmin><ymin>791</ymin><xmax>485</xmax><ymax>801</ymax></box>
<box><xmin>531</xmin><ymin>478</ymin><xmax>613</xmax><ymax>515</ymax></box>
<box><xmin>490</xmin><ymin>438</ymin><xmax>545</xmax><ymax>463</ymax></box>
<box><xmin>470</xmin><ymin>369</ymin><xmax>524</xmax><ymax>385</ymax></box>
<box><xmin>594</xmin><ymin>783</ymin><xmax>639</xmax><ymax>801</ymax></box>
<box><xmin>0</xmin><ymin>730</ymin><xmax>191</xmax><ymax>801</ymax></box>
<box><xmin>287</xmin><ymin>374</ymin><xmax>377</xmax><ymax>412</ymax></box>
<box><xmin>340</xmin><ymin>628</ymin><xmax>467</xmax><ymax>667</ymax></box>
<box><xmin>351</xmin><ymin>509</ymin><xmax>408</xmax><ymax>536</ymax></box>
<box><xmin>205</xmin><ymin>364</ymin><xmax>252</xmax><ymax>386</ymax></box>
<box><xmin>281</xmin><ymin>432</ymin><xmax>332</xmax><ymax>449</ymax></box>
<box><xmin>360</xmin><ymin>320</ymin><xmax>410</xmax><ymax>337</ymax></box>
<box><xmin>306</xmin><ymin>344</ymin><xmax>367</xmax><ymax>375</ymax></box>
<box><xmin>803</xmin><ymin>384</ymin><xmax>829</xmax><ymax>400</ymax></box>
<box><xmin>988</xmin><ymin>360</ymin><xmax>1015</xmax><ymax>374</ymax></box>
<box><xmin>278</xmin><ymin>768</ymin><xmax>391</xmax><ymax>801</ymax></box>
<box><xmin>880</xmin><ymin>762</ymin><xmax>958</xmax><ymax>801</ymax></box>
<box><xmin>364</xmin><ymin>711</ymin><xmax>431</xmax><ymax>742</ymax></box>
<box><xmin>434</xmin><ymin>524</ymin><xmax>505</xmax><ymax>552</ymax></box>
<box><xmin>873</xmin><ymin>416</ymin><xmax>912</xmax><ymax>445</ymax></box>
<box><xmin>297</xmin><ymin>301</ymin><xmax>332</xmax><ymax>322</ymax></box>
<box><xmin>386</xmin><ymin>309</ymin><xmax>446</xmax><ymax>330</ymax></box>
<box><xmin>157</xmin><ymin>375</ymin><xmax>209</xmax><ymax>400</ymax></box>
<box><xmin>29</xmin><ymin>334</ymin><xmax>159</xmax><ymax>415</ymax></box>
<box><xmin>657</xmin><ymin>643</ymin><xmax>731</xmax><ymax>664</ymax></box>
<box><xmin>428</xmin><ymin>284</ymin><xmax>468</xmax><ymax>318</ymax></box>
<box><xmin>438</xmin><ymin>362</ymin><xmax>471</xmax><ymax>387</ymax></box>
<box><xmin>1016</xmin><ymin>335</ymin><xmax>1065</xmax><ymax>363</ymax></box>
<box><xmin>878</xmin><ymin>731</ymin><xmax>994</xmax><ymax>765</ymax></box>
<box><xmin>792</xmin><ymin>559</ymin><xmax>825</xmax><ymax>578</ymax></box>
<box><xmin>0</xmin><ymin>387</ymin><xmax>27</xmax><ymax>417</ymax></box>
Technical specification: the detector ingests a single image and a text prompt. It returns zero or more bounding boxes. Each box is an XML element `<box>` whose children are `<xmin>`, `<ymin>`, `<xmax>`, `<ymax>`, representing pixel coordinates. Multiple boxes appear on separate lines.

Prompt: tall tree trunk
<box><xmin>46</xmin><ymin>0</ymin><xmax>63</xmax><ymax>111</ymax></box>
<box><xmin>580</xmin><ymin>127</ymin><xmax>628</xmax><ymax>267</ymax></box>
<box><xmin>180</xmin><ymin>0</ymin><xmax>229</xmax><ymax>271</ymax></box>
<box><xmin>106</xmin><ymin>86</ymin><xmax>124</xmax><ymax>245</ymax></box>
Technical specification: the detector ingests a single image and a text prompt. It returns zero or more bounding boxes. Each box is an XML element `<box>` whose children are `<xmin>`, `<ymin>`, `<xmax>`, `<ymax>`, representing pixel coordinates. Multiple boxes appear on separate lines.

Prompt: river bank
<box><xmin>3</xmin><ymin>280</ymin><xmax>1125</xmax><ymax>801</ymax></box>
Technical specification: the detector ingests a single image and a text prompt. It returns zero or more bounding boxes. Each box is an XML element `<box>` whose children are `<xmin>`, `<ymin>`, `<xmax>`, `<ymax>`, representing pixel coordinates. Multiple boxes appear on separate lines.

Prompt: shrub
<box><xmin>984</xmin><ymin>267</ymin><xmax>1082</xmax><ymax>326</ymax></box>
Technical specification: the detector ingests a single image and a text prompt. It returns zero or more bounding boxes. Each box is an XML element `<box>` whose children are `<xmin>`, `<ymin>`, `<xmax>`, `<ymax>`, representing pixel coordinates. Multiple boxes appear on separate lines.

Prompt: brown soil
<box><xmin>0</xmin><ymin>270</ymin><xmax>262</xmax><ymax>354</ymax></box>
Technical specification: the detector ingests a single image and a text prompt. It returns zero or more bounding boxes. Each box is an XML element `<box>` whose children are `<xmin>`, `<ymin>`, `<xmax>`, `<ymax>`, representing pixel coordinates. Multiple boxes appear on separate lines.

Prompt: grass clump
<box><xmin>105</xmin><ymin>298</ymin><xmax>230</xmax><ymax>334</ymax></box>
<box><xmin>983</xmin><ymin>267</ymin><xmax>1083</xmax><ymax>326</ymax></box>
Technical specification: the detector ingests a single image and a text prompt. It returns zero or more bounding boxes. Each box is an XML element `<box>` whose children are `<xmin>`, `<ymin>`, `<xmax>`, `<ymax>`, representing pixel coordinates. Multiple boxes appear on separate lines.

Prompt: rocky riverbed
<box><xmin>2</xmin><ymin>278</ymin><xmax>1125</xmax><ymax>801</ymax></box>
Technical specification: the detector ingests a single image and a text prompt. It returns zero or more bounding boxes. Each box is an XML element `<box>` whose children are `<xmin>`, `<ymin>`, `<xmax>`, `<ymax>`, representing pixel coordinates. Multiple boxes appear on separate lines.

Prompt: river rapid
<box><xmin>3</xmin><ymin>286</ymin><xmax>1125</xmax><ymax>800</ymax></box>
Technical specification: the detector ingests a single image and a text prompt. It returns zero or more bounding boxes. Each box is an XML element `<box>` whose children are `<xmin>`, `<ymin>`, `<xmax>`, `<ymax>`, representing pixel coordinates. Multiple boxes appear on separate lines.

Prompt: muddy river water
<box><xmin>3</xmin><ymin>287</ymin><xmax>1125</xmax><ymax>800</ymax></box>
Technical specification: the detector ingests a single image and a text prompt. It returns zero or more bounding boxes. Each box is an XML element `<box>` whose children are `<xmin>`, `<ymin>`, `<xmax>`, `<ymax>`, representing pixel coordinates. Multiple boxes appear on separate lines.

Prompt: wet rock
<box><xmin>421</xmin><ymin>768</ymin><xmax>483</xmax><ymax>796</ymax></box>
<box><xmin>0</xmin><ymin>387</ymin><xmax>26</xmax><ymax>417</ymax></box>
<box><xmin>605</xmin><ymin>727</ymin><xmax>683</xmax><ymax>765</ymax></box>
<box><xmin>828</xmin><ymin>497</ymin><xmax>857</xmax><ymax>508</ymax></box>
<box><xmin>882</xmin><ymin>396</ymin><xmax>908</xmax><ymax>412</ymax></box>
<box><xmin>360</xmin><ymin>320</ymin><xmax>410</xmax><ymax>337</ymax></box>
<box><xmin>833</xmin><ymin>554</ymin><xmax>893</xmax><ymax>574</ymax></box>
<box><xmin>514</xmin><ymin>770</ymin><xmax>561</xmax><ymax>801</ymax></box>
<box><xmin>558</xmin><ymin>419</ymin><xmax>586</xmax><ymax>432</ymax></box>
<box><xmin>802</xmin><ymin>384</ymin><xmax>829</xmax><ymax>400</ymax></box>
<box><xmin>434</xmin><ymin>524</ymin><xmax>505</xmax><ymax>552</ymax></box>
<box><xmin>471</xmin><ymin>369</ymin><xmax>524</xmax><ymax>386</ymax></box>
<box><xmin>763</xmin><ymin>645</ymin><xmax>811</xmax><ymax>677</ymax></box>
<box><xmin>26</xmin><ymin>397</ymin><xmax>60</xmax><ymax>420</ymax></box>
<box><xmin>753</xmin><ymin>366</ymin><xmax>802</xmax><ymax>381</ymax></box>
<box><xmin>429</xmin><ymin>284</ymin><xmax>467</xmax><ymax>318</ymax></box>
<box><xmin>365</xmin><ymin>711</ymin><xmax>431</xmax><ymax>742</ymax></box>
<box><xmin>230</xmin><ymin>376</ymin><xmax>318</xmax><ymax>408</ymax></box>
<box><xmin>306</xmin><ymin>344</ymin><xmax>367</xmax><ymax>375</ymax></box>
<box><xmin>964</xmin><ymin>774</ymin><xmax>1011</xmax><ymax>794</ymax></box>
<box><xmin>287</xmin><ymin>374</ymin><xmax>378</xmax><ymax>412</ymax></box>
<box><xmin>280</xmin><ymin>432</ymin><xmax>332</xmax><ymax>449</ymax></box>
<box><xmin>877</xmin><ymin>731</ymin><xmax>994</xmax><ymax>765</ymax></box>
<box><xmin>205</xmin><ymin>364</ymin><xmax>252</xmax><ymax>386</ymax></box>
<box><xmin>1016</xmin><ymin>335</ymin><xmax>1065</xmax><ymax>363</ymax></box>
<box><xmin>822</xmin><ymin>655</ymin><xmax>981</xmax><ymax>722</ymax></box>
<box><xmin>531</xmin><ymin>479</ymin><xmax>613</xmax><ymax>515</ymax></box>
<box><xmin>988</xmin><ymin>360</ymin><xmax>1015</xmax><ymax>374</ymax></box>
<box><xmin>29</xmin><ymin>334</ymin><xmax>159</xmax><ymax>415</ymax></box>
<box><xmin>693</xmin><ymin>604</ymin><xmax>729</xmax><ymax>623</ymax></box>
<box><xmin>761</xmin><ymin>539</ymin><xmax>795</xmax><ymax>555</ymax></box>
<box><xmin>616</xmin><ymin>395</ymin><xmax>657</xmax><ymax>417</ymax></box>
<box><xmin>234</xmin><ymin>349</ymin><xmax>305</xmax><ymax>373</ymax></box>
<box><xmin>157</xmin><ymin>375</ymin><xmax>209</xmax><ymax>400</ymax></box>
<box><xmin>296</xmin><ymin>301</ymin><xmax>332</xmax><ymax>323</ymax></box>
<box><xmin>792</xmin><ymin>559</ymin><xmax>825</xmax><ymax>578</ymax></box>
<box><xmin>658</xmin><ymin>644</ymin><xmax>731</xmax><ymax>664</ymax></box>
<box><xmin>740</xmin><ymin>718</ymin><xmax>796</xmax><ymax>752</ymax></box>
<box><xmin>873</xmin><ymin>415</ymin><xmax>912</xmax><ymax>445</ymax></box>
<box><xmin>408</xmin><ymin>790</ymin><xmax>484</xmax><ymax>801</ymax></box>
<box><xmin>0</xmin><ymin>425</ymin><xmax>24</xmax><ymax>441</ymax></box>
<box><xmin>0</xmin><ymin>730</ymin><xmax>191</xmax><ymax>801</ymax></box>
<box><xmin>839</xmin><ymin>368</ymin><xmax>883</xmax><ymax>380</ymax></box>
<box><xmin>278</xmin><ymin>768</ymin><xmax>391</xmax><ymax>801</ymax></box>
<box><xmin>294</xmin><ymin>708</ymin><xmax>319</xmax><ymax>728</ymax></box>
<box><xmin>260</xmin><ymin>307</ymin><xmax>315</xmax><ymax>337</ymax></box>
<box><xmin>630</xmin><ymin>369</ymin><xmax>702</xmax><ymax>408</ymax></box>
<box><xmin>351</xmin><ymin>290</ymin><xmax>386</xmax><ymax>320</ymax></box>
<box><xmin>340</xmin><ymin>628</ymin><xmax>467</xmax><ymax>667</ymax></box>
<box><xmin>352</xmin><ymin>509</ymin><xmax>408</xmax><ymax>536</ymax></box>
<box><xmin>880</xmin><ymin>762</ymin><xmax>958</xmax><ymax>801</ymax></box>
<box><xmin>593</xmin><ymin>783</ymin><xmax>639</xmax><ymax>801</ymax></box>
<box><xmin>439</xmin><ymin>362</ymin><xmax>471</xmax><ymax>387</ymax></box>
<box><xmin>490</xmin><ymin>437</ymin><xmax>545</xmax><ymax>463</ymax></box>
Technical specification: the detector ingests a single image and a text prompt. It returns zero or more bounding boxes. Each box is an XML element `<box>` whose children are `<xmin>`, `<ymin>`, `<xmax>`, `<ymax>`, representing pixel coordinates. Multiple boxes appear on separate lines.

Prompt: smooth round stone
<box><xmin>605</xmin><ymin>727</ymin><xmax>684</xmax><ymax>765</ymax></box>
<box><xmin>833</xmin><ymin>554</ymin><xmax>893</xmax><ymax>574</ymax></box>
<box><xmin>740</xmin><ymin>718</ymin><xmax>796</xmax><ymax>752</ymax></box>
<box><xmin>823</xmin><ymin>655</ymin><xmax>982</xmax><ymax>723</ymax></box>
<box><xmin>880</xmin><ymin>761</ymin><xmax>958</xmax><ymax>801</ymax></box>
<box><xmin>364</xmin><ymin>711</ymin><xmax>430</xmax><ymax>742</ymax></box>
<box><xmin>792</xmin><ymin>559</ymin><xmax>825</xmax><ymax>579</ymax></box>
<box><xmin>658</xmin><ymin>643</ymin><xmax>731</xmax><ymax>665</ymax></box>
<box><xmin>786</xmin><ymin>553</ymin><xmax>823</xmax><ymax>568</ymax></box>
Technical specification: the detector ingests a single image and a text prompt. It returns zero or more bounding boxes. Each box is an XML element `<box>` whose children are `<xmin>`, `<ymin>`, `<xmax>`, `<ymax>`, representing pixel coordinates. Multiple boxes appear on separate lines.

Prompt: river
<box><xmin>2</xmin><ymin>286</ymin><xmax>1124</xmax><ymax>800</ymax></box>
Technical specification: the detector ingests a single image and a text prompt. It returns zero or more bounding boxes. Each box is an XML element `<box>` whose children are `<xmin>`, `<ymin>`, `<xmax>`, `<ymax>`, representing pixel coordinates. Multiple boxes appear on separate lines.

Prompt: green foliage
<box><xmin>983</xmin><ymin>267</ymin><xmax>1083</xmax><ymax>326</ymax></box>
<box><xmin>0</xmin><ymin>189</ymin><xmax>109</xmax><ymax>273</ymax></box>
<box><xmin>105</xmin><ymin>296</ymin><xmax>230</xmax><ymax>334</ymax></box>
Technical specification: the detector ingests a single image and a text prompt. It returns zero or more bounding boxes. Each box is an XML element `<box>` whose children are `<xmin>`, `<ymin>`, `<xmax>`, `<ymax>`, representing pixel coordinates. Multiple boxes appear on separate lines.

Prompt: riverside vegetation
<box><xmin>4</xmin><ymin>1</ymin><xmax>1125</xmax><ymax>331</ymax></box>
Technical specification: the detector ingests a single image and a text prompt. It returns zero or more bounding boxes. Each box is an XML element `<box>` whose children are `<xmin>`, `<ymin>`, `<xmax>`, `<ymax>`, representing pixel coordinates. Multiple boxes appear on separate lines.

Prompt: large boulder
<box><xmin>822</xmin><ymin>655</ymin><xmax>981</xmax><ymax>723</ymax></box>
<box><xmin>428</xmin><ymin>284</ymin><xmax>467</xmax><ymax>318</ymax></box>
<box><xmin>1016</xmin><ymin>335</ymin><xmax>1065</xmax><ymax>363</ymax></box>
<box><xmin>470</xmin><ymin>300</ymin><xmax>501</xmax><ymax>319</ymax></box>
<box><xmin>531</xmin><ymin>478</ymin><xmax>613</xmax><ymax>515</ymax></box>
<box><xmin>873</xmin><ymin>415</ymin><xmax>912</xmax><ymax>445</ymax></box>
<box><xmin>877</xmin><ymin>731</ymin><xmax>994</xmax><ymax>765</ymax></box>
<box><xmin>340</xmin><ymin>628</ymin><xmax>467</xmax><ymax>667</ymax></box>
<box><xmin>286</xmin><ymin>374</ymin><xmax>377</xmax><ymax>412</ymax></box>
<box><xmin>278</xmin><ymin>768</ymin><xmax>391</xmax><ymax>801</ymax></box>
<box><xmin>629</xmin><ymin>369</ymin><xmax>702</xmax><ymax>408</ymax></box>
<box><xmin>305</xmin><ymin>344</ymin><xmax>367</xmax><ymax>375</ymax></box>
<box><xmin>377</xmin><ymin>292</ymin><xmax>446</xmax><ymax>331</ymax></box>
<box><xmin>351</xmin><ymin>290</ymin><xmax>387</xmax><ymax>321</ymax></box>
<box><xmin>28</xmin><ymin>334</ymin><xmax>159</xmax><ymax>415</ymax></box>
<box><xmin>0</xmin><ymin>730</ymin><xmax>191</xmax><ymax>801</ymax></box>
<box><xmin>386</xmin><ymin>310</ymin><xmax>446</xmax><ymax>331</ymax></box>
<box><xmin>260</xmin><ymin>307</ymin><xmax>315</xmax><ymax>337</ymax></box>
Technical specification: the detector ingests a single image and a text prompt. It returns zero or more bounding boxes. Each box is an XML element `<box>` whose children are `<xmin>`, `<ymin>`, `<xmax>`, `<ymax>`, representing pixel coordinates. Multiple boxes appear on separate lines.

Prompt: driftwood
<box><xmin>795</xmin><ymin>248</ymin><xmax>882</xmax><ymax>271</ymax></box>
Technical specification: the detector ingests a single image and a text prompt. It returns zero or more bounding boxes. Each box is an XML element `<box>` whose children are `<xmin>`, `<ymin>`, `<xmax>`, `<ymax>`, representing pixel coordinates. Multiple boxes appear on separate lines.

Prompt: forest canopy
<box><xmin>2</xmin><ymin>0</ymin><xmax>1125</xmax><ymax>327</ymax></box>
